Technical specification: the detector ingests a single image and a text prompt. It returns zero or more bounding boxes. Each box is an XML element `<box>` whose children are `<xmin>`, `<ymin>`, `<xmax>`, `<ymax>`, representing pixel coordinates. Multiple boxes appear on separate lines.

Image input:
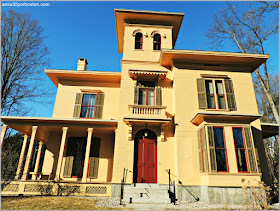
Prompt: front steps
<box><xmin>123</xmin><ymin>183</ymin><xmax>175</xmax><ymax>209</ymax></box>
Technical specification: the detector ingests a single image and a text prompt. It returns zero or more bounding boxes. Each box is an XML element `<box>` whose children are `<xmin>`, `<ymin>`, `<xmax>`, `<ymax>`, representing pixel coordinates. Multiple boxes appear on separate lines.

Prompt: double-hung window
<box><xmin>197</xmin><ymin>78</ymin><xmax>236</xmax><ymax>110</ymax></box>
<box><xmin>233</xmin><ymin>128</ymin><xmax>249</xmax><ymax>172</ymax></box>
<box><xmin>138</xmin><ymin>81</ymin><xmax>155</xmax><ymax>105</ymax></box>
<box><xmin>205</xmin><ymin>79</ymin><xmax>226</xmax><ymax>109</ymax></box>
<box><xmin>73</xmin><ymin>92</ymin><xmax>104</xmax><ymax>119</ymax></box>
<box><xmin>198</xmin><ymin>126</ymin><xmax>228</xmax><ymax>173</ymax></box>
<box><xmin>81</xmin><ymin>94</ymin><xmax>96</xmax><ymax>118</ymax></box>
<box><xmin>213</xmin><ymin>127</ymin><xmax>228</xmax><ymax>172</ymax></box>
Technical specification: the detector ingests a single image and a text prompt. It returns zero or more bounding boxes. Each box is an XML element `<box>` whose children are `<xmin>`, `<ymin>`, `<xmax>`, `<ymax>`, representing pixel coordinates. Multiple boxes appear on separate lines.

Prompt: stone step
<box><xmin>124</xmin><ymin>188</ymin><xmax>169</xmax><ymax>194</ymax></box>
<box><xmin>129</xmin><ymin>183</ymin><xmax>161</xmax><ymax>188</ymax></box>
<box><xmin>125</xmin><ymin>203</ymin><xmax>175</xmax><ymax>210</ymax></box>
<box><xmin>124</xmin><ymin>192</ymin><xmax>170</xmax><ymax>199</ymax></box>
<box><xmin>123</xmin><ymin>197</ymin><xmax>171</xmax><ymax>204</ymax></box>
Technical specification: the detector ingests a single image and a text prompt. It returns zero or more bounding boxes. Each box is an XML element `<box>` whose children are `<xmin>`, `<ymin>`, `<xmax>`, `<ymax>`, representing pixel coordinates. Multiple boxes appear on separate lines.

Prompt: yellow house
<box><xmin>1</xmin><ymin>9</ymin><xmax>278</xmax><ymax>205</ymax></box>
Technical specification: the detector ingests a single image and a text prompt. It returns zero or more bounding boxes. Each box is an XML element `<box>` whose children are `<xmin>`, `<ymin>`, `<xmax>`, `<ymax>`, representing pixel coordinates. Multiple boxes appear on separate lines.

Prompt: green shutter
<box><xmin>224</xmin><ymin>79</ymin><xmax>237</xmax><ymax>111</ymax></box>
<box><xmin>197</xmin><ymin>130</ymin><xmax>203</xmax><ymax>173</ymax></box>
<box><xmin>201</xmin><ymin>127</ymin><xmax>209</xmax><ymax>172</ymax></box>
<box><xmin>94</xmin><ymin>93</ymin><xmax>104</xmax><ymax>119</ymax></box>
<box><xmin>244</xmin><ymin>127</ymin><xmax>257</xmax><ymax>173</ymax></box>
<box><xmin>155</xmin><ymin>87</ymin><xmax>162</xmax><ymax>106</ymax></box>
<box><xmin>197</xmin><ymin>78</ymin><xmax>207</xmax><ymax>109</ymax></box>
<box><xmin>63</xmin><ymin>156</ymin><xmax>74</xmax><ymax>178</ymax></box>
<box><xmin>254</xmin><ymin>147</ymin><xmax>261</xmax><ymax>173</ymax></box>
<box><xmin>88</xmin><ymin>157</ymin><xmax>99</xmax><ymax>178</ymax></box>
<box><xmin>207</xmin><ymin>126</ymin><xmax>217</xmax><ymax>173</ymax></box>
<box><xmin>73</xmin><ymin>93</ymin><xmax>83</xmax><ymax>118</ymax></box>
<box><xmin>134</xmin><ymin>86</ymin><xmax>139</xmax><ymax>105</ymax></box>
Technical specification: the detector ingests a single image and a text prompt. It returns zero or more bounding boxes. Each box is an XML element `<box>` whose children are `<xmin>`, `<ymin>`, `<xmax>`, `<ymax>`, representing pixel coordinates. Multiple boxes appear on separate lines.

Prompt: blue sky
<box><xmin>1</xmin><ymin>1</ymin><xmax>279</xmax><ymax>117</ymax></box>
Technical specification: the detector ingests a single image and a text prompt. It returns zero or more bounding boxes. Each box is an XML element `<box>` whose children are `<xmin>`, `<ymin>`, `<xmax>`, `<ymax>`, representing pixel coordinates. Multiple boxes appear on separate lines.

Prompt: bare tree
<box><xmin>254</xmin><ymin>74</ymin><xmax>279</xmax><ymax>123</ymax></box>
<box><xmin>1</xmin><ymin>9</ymin><xmax>50</xmax><ymax>116</ymax></box>
<box><xmin>205</xmin><ymin>2</ymin><xmax>279</xmax><ymax>123</ymax></box>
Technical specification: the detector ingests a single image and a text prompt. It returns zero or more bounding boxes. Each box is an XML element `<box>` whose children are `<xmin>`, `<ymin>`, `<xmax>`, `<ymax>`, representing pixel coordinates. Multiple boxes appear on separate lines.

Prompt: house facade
<box><xmin>1</xmin><ymin>9</ymin><xmax>278</xmax><ymax>204</ymax></box>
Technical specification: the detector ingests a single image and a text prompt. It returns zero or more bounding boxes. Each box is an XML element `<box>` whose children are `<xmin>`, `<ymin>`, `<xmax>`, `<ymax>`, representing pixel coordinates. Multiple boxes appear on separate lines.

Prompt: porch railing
<box><xmin>129</xmin><ymin>105</ymin><xmax>166</xmax><ymax>118</ymax></box>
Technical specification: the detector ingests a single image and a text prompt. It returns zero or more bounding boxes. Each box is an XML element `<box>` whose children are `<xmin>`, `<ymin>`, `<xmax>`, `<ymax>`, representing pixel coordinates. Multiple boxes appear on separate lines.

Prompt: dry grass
<box><xmin>1</xmin><ymin>196</ymin><xmax>124</xmax><ymax>210</ymax></box>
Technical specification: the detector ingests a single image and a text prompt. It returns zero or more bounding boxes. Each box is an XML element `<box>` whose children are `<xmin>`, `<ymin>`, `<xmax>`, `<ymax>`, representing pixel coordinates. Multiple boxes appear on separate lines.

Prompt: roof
<box><xmin>160</xmin><ymin>49</ymin><xmax>269</xmax><ymax>72</ymax></box>
<box><xmin>1</xmin><ymin>116</ymin><xmax>118</xmax><ymax>142</ymax></box>
<box><xmin>45</xmin><ymin>69</ymin><xmax>121</xmax><ymax>87</ymax></box>
<box><xmin>261</xmin><ymin>122</ymin><xmax>279</xmax><ymax>138</ymax></box>
<box><xmin>115</xmin><ymin>9</ymin><xmax>184</xmax><ymax>53</ymax></box>
<box><xmin>190</xmin><ymin>111</ymin><xmax>262</xmax><ymax>126</ymax></box>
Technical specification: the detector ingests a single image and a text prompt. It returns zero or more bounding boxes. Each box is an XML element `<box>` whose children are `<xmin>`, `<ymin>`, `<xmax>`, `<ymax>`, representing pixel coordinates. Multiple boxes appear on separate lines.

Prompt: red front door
<box><xmin>137</xmin><ymin>138</ymin><xmax>157</xmax><ymax>183</ymax></box>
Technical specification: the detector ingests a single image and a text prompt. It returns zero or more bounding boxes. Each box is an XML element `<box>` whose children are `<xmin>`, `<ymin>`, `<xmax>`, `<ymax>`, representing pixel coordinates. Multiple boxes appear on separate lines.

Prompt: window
<box><xmin>135</xmin><ymin>32</ymin><xmax>143</xmax><ymax>49</ymax></box>
<box><xmin>205</xmin><ymin>79</ymin><xmax>226</xmax><ymax>109</ymax></box>
<box><xmin>233</xmin><ymin>128</ymin><xmax>249</xmax><ymax>172</ymax></box>
<box><xmin>81</xmin><ymin>94</ymin><xmax>96</xmax><ymax>118</ymax></box>
<box><xmin>153</xmin><ymin>33</ymin><xmax>161</xmax><ymax>50</ymax></box>
<box><xmin>213</xmin><ymin>127</ymin><xmax>228</xmax><ymax>172</ymax></box>
<box><xmin>73</xmin><ymin>93</ymin><xmax>104</xmax><ymax>119</ymax></box>
<box><xmin>138</xmin><ymin>81</ymin><xmax>155</xmax><ymax>105</ymax></box>
<box><xmin>197</xmin><ymin>78</ymin><xmax>235</xmax><ymax>110</ymax></box>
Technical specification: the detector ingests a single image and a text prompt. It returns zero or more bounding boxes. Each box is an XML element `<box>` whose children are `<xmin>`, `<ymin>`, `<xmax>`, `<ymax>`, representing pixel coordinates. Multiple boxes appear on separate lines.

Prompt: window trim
<box><xmin>80</xmin><ymin>94</ymin><xmax>97</xmax><ymax>119</ymax></box>
<box><xmin>213</xmin><ymin>126</ymin><xmax>229</xmax><ymax>173</ymax></box>
<box><xmin>205</xmin><ymin>79</ymin><xmax>227</xmax><ymax>110</ymax></box>
<box><xmin>232</xmin><ymin>127</ymin><xmax>250</xmax><ymax>173</ymax></box>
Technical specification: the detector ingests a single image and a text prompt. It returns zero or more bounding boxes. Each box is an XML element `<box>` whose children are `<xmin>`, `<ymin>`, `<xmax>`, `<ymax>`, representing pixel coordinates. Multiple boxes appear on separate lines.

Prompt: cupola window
<box><xmin>135</xmin><ymin>32</ymin><xmax>143</xmax><ymax>49</ymax></box>
<box><xmin>153</xmin><ymin>33</ymin><xmax>161</xmax><ymax>50</ymax></box>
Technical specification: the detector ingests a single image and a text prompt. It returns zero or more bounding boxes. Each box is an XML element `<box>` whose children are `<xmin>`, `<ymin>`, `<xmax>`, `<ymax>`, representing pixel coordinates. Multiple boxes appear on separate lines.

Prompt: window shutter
<box><xmin>254</xmin><ymin>147</ymin><xmax>261</xmax><ymax>173</ymax></box>
<box><xmin>134</xmin><ymin>86</ymin><xmax>139</xmax><ymax>105</ymax></box>
<box><xmin>207</xmin><ymin>126</ymin><xmax>217</xmax><ymax>173</ymax></box>
<box><xmin>88</xmin><ymin>157</ymin><xmax>99</xmax><ymax>178</ymax></box>
<box><xmin>224</xmin><ymin>79</ymin><xmax>237</xmax><ymax>111</ymax></box>
<box><xmin>197</xmin><ymin>79</ymin><xmax>207</xmax><ymax>109</ymax></box>
<box><xmin>73</xmin><ymin>93</ymin><xmax>83</xmax><ymax>118</ymax></box>
<box><xmin>63</xmin><ymin>156</ymin><xmax>74</xmax><ymax>178</ymax></box>
<box><xmin>197</xmin><ymin>130</ymin><xmax>203</xmax><ymax>173</ymax></box>
<box><xmin>155</xmin><ymin>87</ymin><xmax>162</xmax><ymax>106</ymax></box>
<box><xmin>201</xmin><ymin>127</ymin><xmax>209</xmax><ymax>172</ymax></box>
<box><xmin>94</xmin><ymin>93</ymin><xmax>104</xmax><ymax>119</ymax></box>
<box><xmin>244</xmin><ymin>127</ymin><xmax>257</xmax><ymax>173</ymax></box>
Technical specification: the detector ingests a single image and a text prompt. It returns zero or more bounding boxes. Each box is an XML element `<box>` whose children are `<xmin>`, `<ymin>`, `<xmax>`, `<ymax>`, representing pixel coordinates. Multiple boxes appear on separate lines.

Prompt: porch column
<box><xmin>55</xmin><ymin>127</ymin><xmax>68</xmax><ymax>181</ymax></box>
<box><xmin>15</xmin><ymin>134</ymin><xmax>29</xmax><ymax>180</ymax></box>
<box><xmin>32</xmin><ymin>141</ymin><xmax>43</xmax><ymax>180</ymax></box>
<box><xmin>1</xmin><ymin>124</ymin><xmax>8</xmax><ymax>150</ymax></box>
<box><xmin>21</xmin><ymin>126</ymin><xmax>38</xmax><ymax>180</ymax></box>
<box><xmin>82</xmin><ymin>128</ymin><xmax>93</xmax><ymax>182</ymax></box>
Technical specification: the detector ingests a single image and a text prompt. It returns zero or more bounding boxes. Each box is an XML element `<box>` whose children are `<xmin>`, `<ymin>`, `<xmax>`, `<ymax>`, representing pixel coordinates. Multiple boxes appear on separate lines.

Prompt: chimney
<box><xmin>77</xmin><ymin>58</ymin><xmax>88</xmax><ymax>70</ymax></box>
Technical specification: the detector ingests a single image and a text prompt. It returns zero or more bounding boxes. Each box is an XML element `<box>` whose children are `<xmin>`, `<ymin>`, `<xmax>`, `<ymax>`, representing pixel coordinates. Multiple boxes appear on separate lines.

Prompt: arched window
<box><xmin>153</xmin><ymin>33</ymin><xmax>161</xmax><ymax>50</ymax></box>
<box><xmin>135</xmin><ymin>32</ymin><xmax>143</xmax><ymax>49</ymax></box>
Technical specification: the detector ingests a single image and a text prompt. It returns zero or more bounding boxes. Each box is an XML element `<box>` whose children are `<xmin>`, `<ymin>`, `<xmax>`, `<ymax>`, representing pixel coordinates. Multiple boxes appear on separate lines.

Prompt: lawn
<box><xmin>1</xmin><ymin>196</ymin><xmax>124</xmax><ymax>210</ymax></box>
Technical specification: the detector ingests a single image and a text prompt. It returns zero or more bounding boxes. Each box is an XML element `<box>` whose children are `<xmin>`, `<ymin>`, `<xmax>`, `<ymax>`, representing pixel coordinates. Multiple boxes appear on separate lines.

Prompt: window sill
<box><xmin>200</xmin><ymin>172</ymin><xmax>262</xmax><ymax>176</ymax></box>
<box><xmin>205</xmin><ymin>109</ymin><xmax>230</xmax><ymax>112</ymax></box>
<box><xmin>134</xmin><ymin>49</ymin><xmax>144</xmax><ymax>51</ymax></box>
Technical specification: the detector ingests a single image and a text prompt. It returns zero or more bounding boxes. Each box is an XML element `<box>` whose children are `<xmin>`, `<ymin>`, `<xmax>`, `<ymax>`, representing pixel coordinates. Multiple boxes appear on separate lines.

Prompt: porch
<box><xmin>1</xmin><ymin>117</ymin><xmax>117</xmax><ymax>186</ymax></box>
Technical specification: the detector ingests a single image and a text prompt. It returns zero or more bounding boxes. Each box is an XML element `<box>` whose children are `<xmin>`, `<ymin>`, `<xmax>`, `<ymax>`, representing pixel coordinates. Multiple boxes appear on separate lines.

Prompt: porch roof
<box><xmin>190</xmin><ymin>111</ymin><xmax>262</xmax><ymax>126</ymax></box>
<box><xmin>1</xmin><ymin>116</ymin><xmax>118</xmax><ymax>142</ymax></box>
<box><xmin>261</xmin><ymin>122</ymin><xmax>279</xmax><ymax>138</ymax></box>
